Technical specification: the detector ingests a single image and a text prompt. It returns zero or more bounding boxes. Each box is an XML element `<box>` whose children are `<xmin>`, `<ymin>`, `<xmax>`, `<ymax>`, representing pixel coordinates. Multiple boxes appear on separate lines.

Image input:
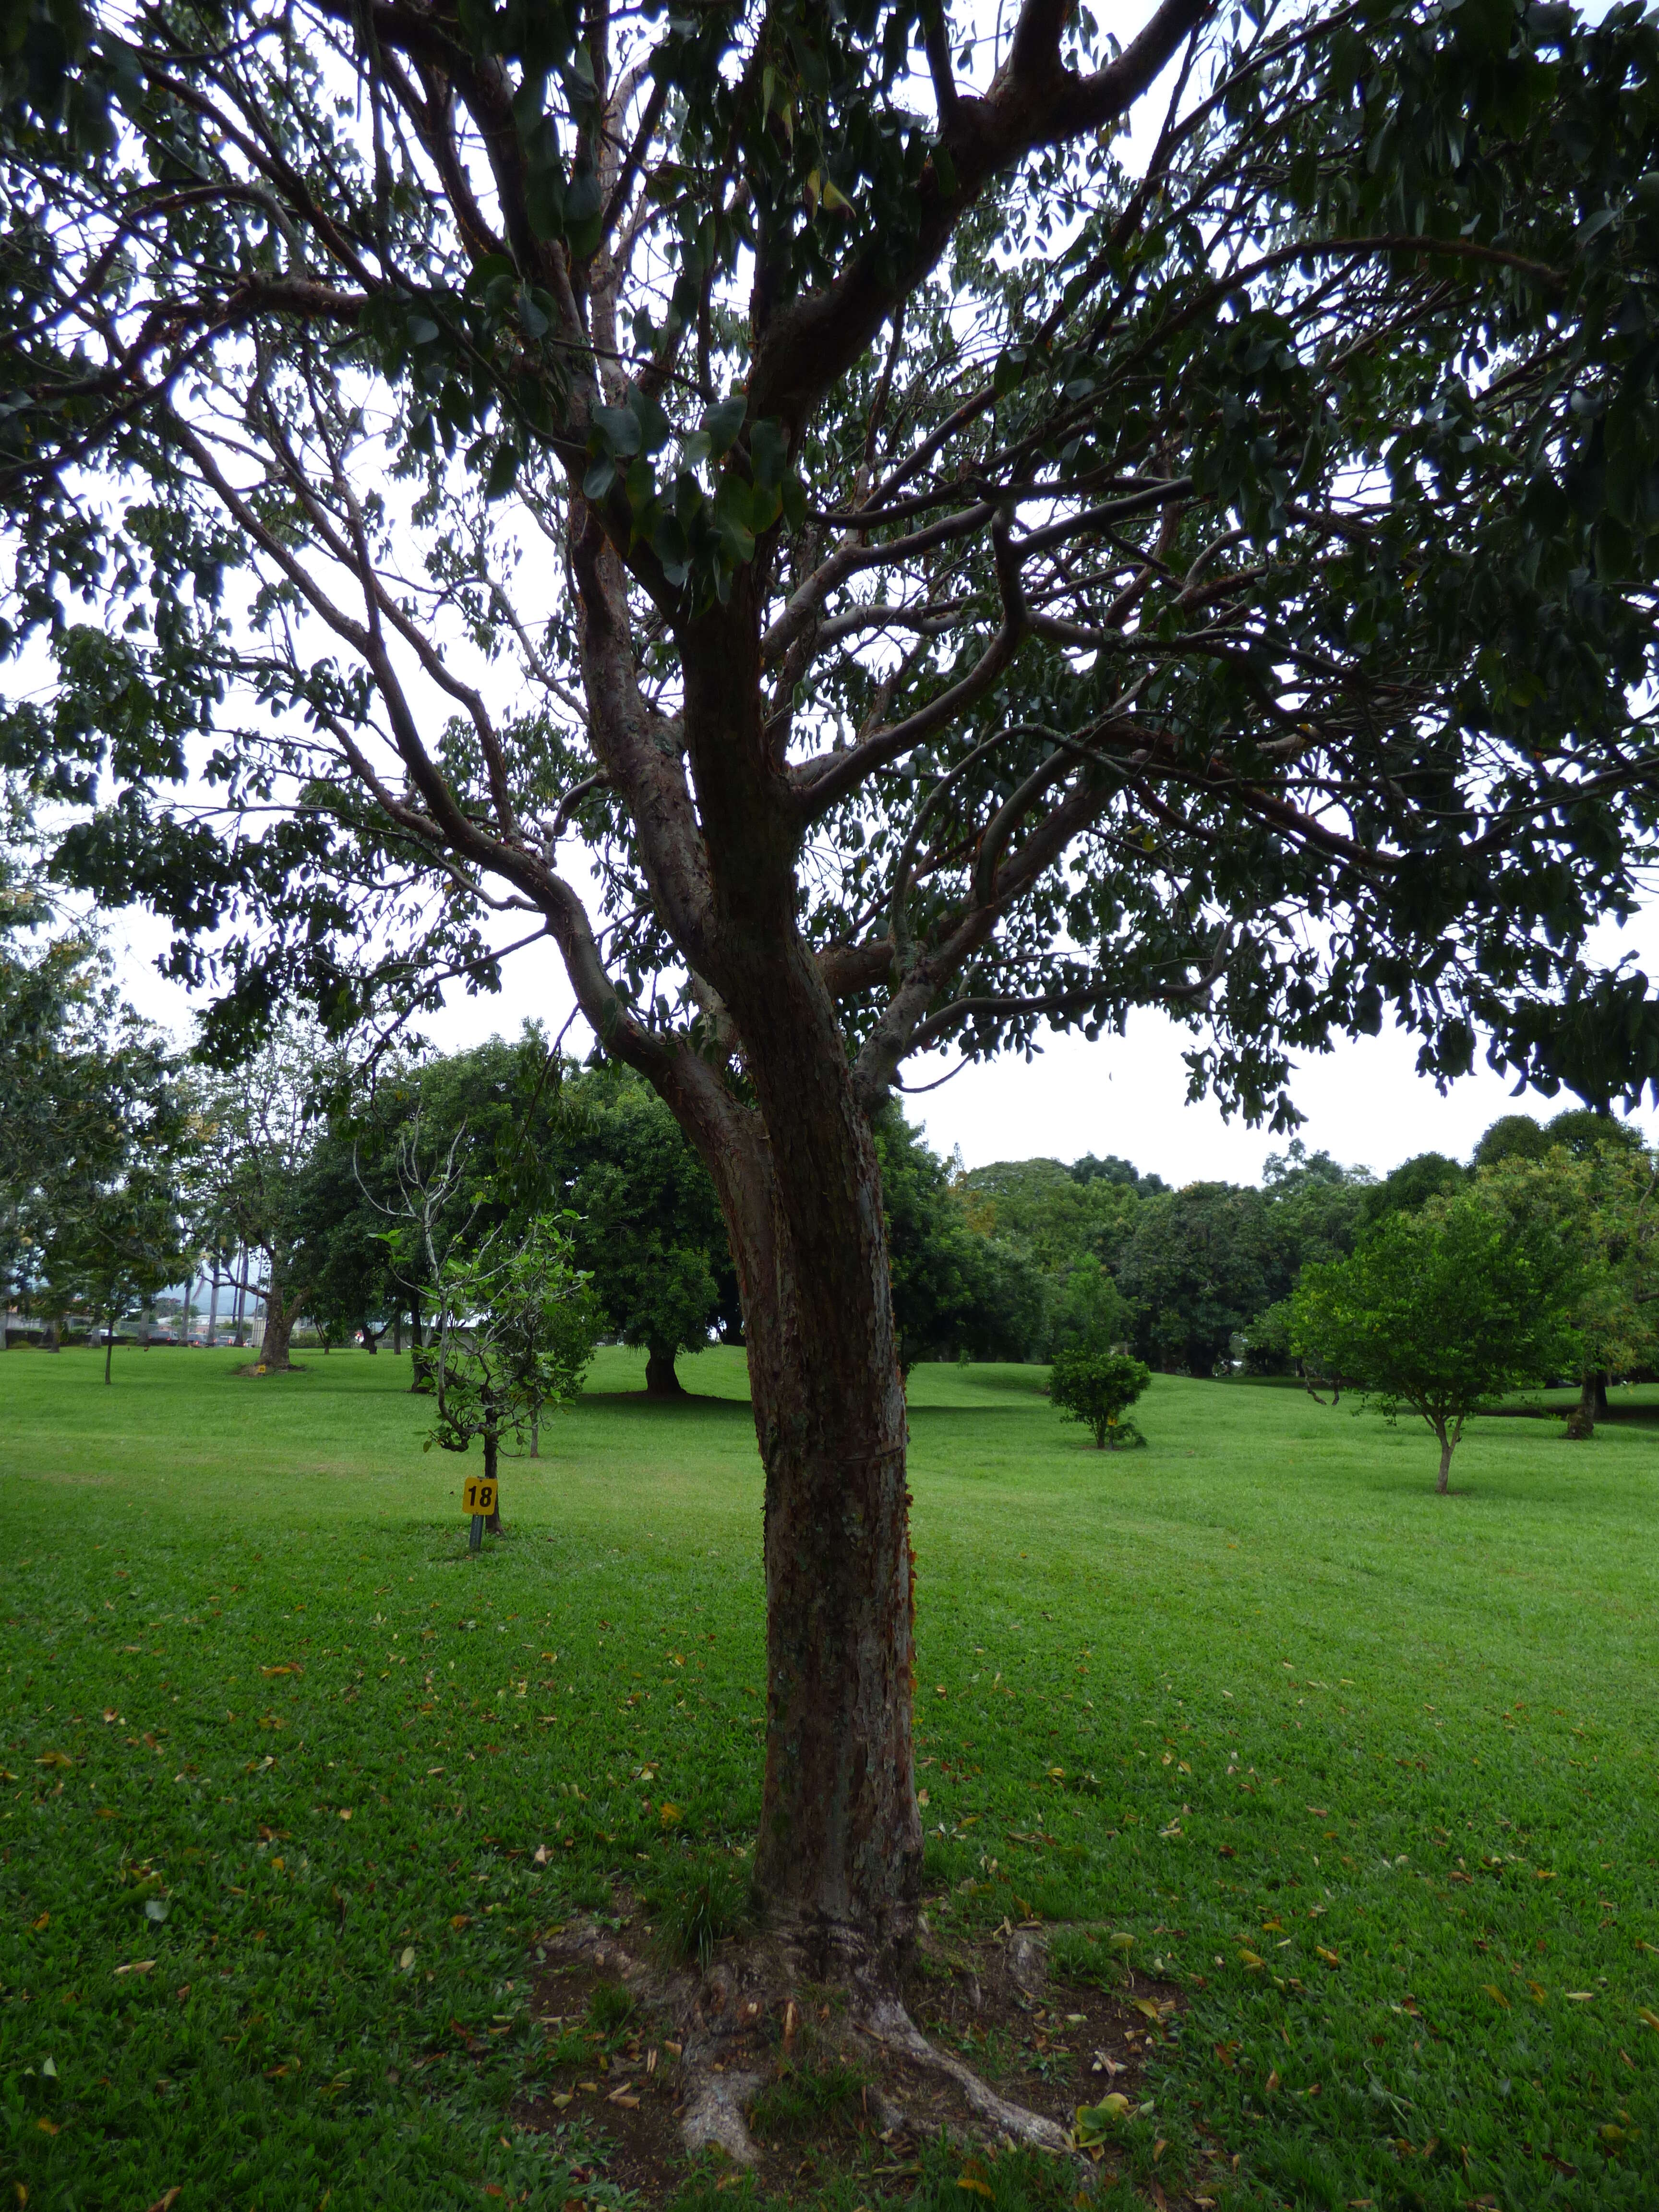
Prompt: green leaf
<box><xmin>517</xmin><ymin>287</ymin><xmax>550</xmax><ymax>341</ymax></box>
<box><xmin>591</xmin><ymin>405</ymin><xmax>642</xmax><ymax>459</ymax></box>
<box><xmin>992</xmin><ymin>346</ymin><xmax>1027</xmax><ymax>397</ymax></box>
<box><xmin>582</xmin><ymin>455</ymin><xmax>617</xmax><ymax>503</ymax></box>
<box><xmin>748</xmin><ymin>416</ymin><xmax>788</xmax><ymax>489</ymax></box>
<box><xmin>484</xmin><ymin>445</ymin><xmax>520</xmax><ymax>501</ymax></box>
<box><xmin>703</xmin><ymin>395</ymin><xmax>747</xmax><ymax>460</ymax></box>
<box><xmin>628</xmin><ymin>387</ymin><xmax>673</xmax><ymax>457</ymax></box>
<box><xmin>713</xmin><ymin>475</ymin><xmax>756</xmax><ymax>566</ymax></box>
<box><xmin>564</xmin><ymin>165</ymin><xmax>603</xmax><ymax>258</ymax></box>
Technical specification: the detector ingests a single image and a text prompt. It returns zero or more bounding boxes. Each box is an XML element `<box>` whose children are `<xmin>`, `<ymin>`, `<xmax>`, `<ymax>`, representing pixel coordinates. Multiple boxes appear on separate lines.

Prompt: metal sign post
<box><xmin>462</xmin><ymin>1474</ymin><xmax>497</xmax><ymax>1552</ymax></box>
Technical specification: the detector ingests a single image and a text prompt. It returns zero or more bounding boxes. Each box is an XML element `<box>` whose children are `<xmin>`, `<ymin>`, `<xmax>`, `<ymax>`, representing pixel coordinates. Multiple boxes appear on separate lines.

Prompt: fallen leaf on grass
<box><xmin>34</xmin><ymin>1753</ymin><xmax>73</xmax><ymax>1770</ymax></box>
<box><xmin>548</xmin><ymin>2092</ymin><xmax>572</xmax><ymax>2109</ymax></box>
<box><xmin>1315</xmin><ymin>1946</ymin><xmax>1341</xmax><ymax>1967</ymax></box>
<box><xmin>36</xmin><ymin>2120</ymin><xmax>58</xmax><ymax>2137</ymax></box>
<box><xmin>1265</xmin><ymin>2070</ymin><xmax>1279</xmax><ymax>2093</ymax></box>
<box><xmin>337</xmin><ymin>1809</ymin><xmax>352</xmax><ymax>1822</ymax></box>
<box><xmin>1566</xmin><ymin>1992</ymin><xmax>1596</xmax><ymax>2002</ymax></box>
<box><xmin>1237</xmin><ymin>1948</ymin><xmax>1264</xmax><ymax>1971</ymax></box>
<box><xmin>114</xmin><ymin>1960</ymin><xmax>155</xmax><ymax>1976</ymax></box>
<box><xmin>450</xmin><ymin>1914</ymin><xmax>469</xmax><ymax>1930</ymax></box>
<box><xmin>398</xmin><ymin>1948</ymin><xmax>416</xmax><ymax>1972</ymax></box>
<box><xmin>1636</xmin><ymin>2008</ymin><xmax>1659</xmax><ymax>2034</ymax></box>
<box><xmin>31</xmin><ymin>1912</ymin><xmax>48</xmax><ymax>1930</ymax></box>
<box><xmin>1073</xmin><ymin>2094</ymin><xmax>1131</xmax><ymax>2146</ymax></box>
<box><xmin>1481</xmin><ymin>1984</ymin><xmax>1511</xmax><ymax>2008</ymax></box>
<box><xmin>145</xmin><ymin>2192</ymin><xmax>181</xmax><ymax>2212</ymax></box>
<box><xmin>260</xmin><ymin>1664</ymin><xmax>304</xmax><ymax>1677</ymax></box>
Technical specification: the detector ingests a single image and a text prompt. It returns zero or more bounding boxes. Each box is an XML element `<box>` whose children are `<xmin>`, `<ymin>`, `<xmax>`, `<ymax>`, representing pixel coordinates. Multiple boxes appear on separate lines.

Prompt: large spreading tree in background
<box><xmin>6</xmin><ymin>0</ymin><xmax>1659</xmax><ymax>2038</ymax></box>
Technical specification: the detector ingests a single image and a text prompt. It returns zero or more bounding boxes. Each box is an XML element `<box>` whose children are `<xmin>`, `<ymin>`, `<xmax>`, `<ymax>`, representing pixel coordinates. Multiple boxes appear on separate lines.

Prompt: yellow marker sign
<box><xmin>462</xmin><ymin>1477</ymin><xmax>497</xmax><ymax>1517</ymax></box>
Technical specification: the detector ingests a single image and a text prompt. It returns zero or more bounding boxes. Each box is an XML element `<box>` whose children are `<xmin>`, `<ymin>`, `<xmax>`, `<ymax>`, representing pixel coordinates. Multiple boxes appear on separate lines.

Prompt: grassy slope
<box><xmin>0</xmin><ymin>1345</ymin><xmax>1656</xmax><ymax>2212</ymax></box>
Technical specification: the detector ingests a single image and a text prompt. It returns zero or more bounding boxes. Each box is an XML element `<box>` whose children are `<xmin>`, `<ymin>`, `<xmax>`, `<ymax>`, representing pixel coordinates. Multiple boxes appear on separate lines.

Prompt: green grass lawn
<box><xmin>1</xmin><ymin>1344</ymin><xmax>1656</xmax><ymax>2212</ymax></box>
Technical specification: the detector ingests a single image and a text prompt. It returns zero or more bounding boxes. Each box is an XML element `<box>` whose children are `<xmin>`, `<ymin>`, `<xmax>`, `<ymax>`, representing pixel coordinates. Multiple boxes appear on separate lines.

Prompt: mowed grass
<box><xmin>1</xmin><ymin>1346</ymin><xmax>1657</xmax><ymax>2212</ymax></box>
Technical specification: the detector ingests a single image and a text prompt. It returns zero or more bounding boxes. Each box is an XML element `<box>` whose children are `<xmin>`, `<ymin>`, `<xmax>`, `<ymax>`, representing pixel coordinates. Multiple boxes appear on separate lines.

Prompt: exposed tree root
<box><xmin>859</xmin><ymin>1994</ymin><xmax>1072</xmax><ymax>2153</ymax></box>
<box><xmin>540</xmin><ymin>1912</ymin><xmax>1081</xmax><ymax>2171</ymax></box>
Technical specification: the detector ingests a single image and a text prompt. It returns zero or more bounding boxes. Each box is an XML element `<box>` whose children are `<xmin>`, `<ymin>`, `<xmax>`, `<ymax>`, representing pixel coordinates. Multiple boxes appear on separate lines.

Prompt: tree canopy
<box><xmin>7</xmin><ymin>0</ymin><xmax>1659</xmax><ymax>2015</ymax></box>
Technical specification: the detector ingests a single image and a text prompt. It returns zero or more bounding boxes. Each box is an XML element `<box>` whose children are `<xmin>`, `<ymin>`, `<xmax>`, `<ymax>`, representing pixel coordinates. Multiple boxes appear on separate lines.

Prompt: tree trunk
<box><xmin>740</xmin><ymin>1144</ymin><xmax>919</xmax><ymax>1979</ymax></box>
<box><xmin>530</xmin><ymin>1409</ymin><xmax>540</xmax><ymax>1459</ymax></box>
<box><xmin>663</xmin><ymin>946</ymin><xmax>920</xmax><ymax>1976</ymax></box>
<box><xmin>362</xmin><ymin>1319</ymin><xmax>378</xmax><ymax>1355</ymax></box>
<box><xmin>1564</xmin><ymin>1371</ymin><xmax>1598</xmax><ymax>1440</ymax></box>
<box><xmin>208</xmin><ymin>1263</ymin><xmax>220</xmax><ymax>1347</ymax></box>
<box><xmin>1595</xmin><ymin>1371</ymin><xmax>1610</xmax><ymax>1420</ymax></box>
<box><xmin>645</xmin><ymin>1344</ymin><xmax>685</xmax><ymax>1397</ymax></box>
<box><xmin>1436</xmin><ymin>1427</ymin><xmax>1453</xmax><ymax>1492</ymax></box>
<box><xmin>104</xmin><ymin>1305</ymin><xmax>116</xmax><ymax>1385</ymax></box>
<box><xmin>482</xmin><ymin>1422</ymin><xmax>503</xmax><ymax>1535</ymax></box>
<box><xmin>260</xmin><ymin>1281</ymin><xmax>298</xmax><ymax>1372</ymax></box>
<box><xmin>392</xmin><ymin>1310</ymin><xmax>403</xmax><ymax>1355</ymax></box>
<box><xmin>409</xmin><ymin>1298</ymin><xmax>431</xmax><ymax>1392</ymax></box>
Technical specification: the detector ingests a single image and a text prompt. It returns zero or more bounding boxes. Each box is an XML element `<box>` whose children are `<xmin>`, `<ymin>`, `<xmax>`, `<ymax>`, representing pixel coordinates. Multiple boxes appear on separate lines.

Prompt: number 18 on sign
<box><xmin>463</xmin><ymin>1475</ymin><xmax>497</xmax><ymax>1552</ymax></box>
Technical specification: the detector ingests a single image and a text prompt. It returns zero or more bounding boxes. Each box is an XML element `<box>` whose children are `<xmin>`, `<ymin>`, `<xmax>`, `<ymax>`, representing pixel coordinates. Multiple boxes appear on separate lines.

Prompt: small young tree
<box><xmin>428</xmin><ymin>1214</ymin><xmax>599</xmax><ymax>1526</ymax></box>
<box><xmin>1050</xmin><ymin>1348</ymin><xmax>1153</xmax><ymax>1451</ymax></box>
<box><xmin>1290</xmin><ymin>1199</ymin><xmax>1577</xmax><ymax>1494</ymax></box>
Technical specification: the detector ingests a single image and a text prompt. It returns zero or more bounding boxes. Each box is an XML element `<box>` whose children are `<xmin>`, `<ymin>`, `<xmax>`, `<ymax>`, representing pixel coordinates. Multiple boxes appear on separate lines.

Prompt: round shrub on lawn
<box><xmin>1050</xmin><ymin>1348</ymin><xmax>1152</xmax><ymax>1449</ymax></box>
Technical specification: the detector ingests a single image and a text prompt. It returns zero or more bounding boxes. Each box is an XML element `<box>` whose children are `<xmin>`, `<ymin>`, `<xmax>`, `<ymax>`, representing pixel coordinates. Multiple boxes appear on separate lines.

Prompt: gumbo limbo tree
<box><xmin>7</xmin><ymin>0</ymin><xmax>1659</xmax><ymax>2111</ymax></box>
